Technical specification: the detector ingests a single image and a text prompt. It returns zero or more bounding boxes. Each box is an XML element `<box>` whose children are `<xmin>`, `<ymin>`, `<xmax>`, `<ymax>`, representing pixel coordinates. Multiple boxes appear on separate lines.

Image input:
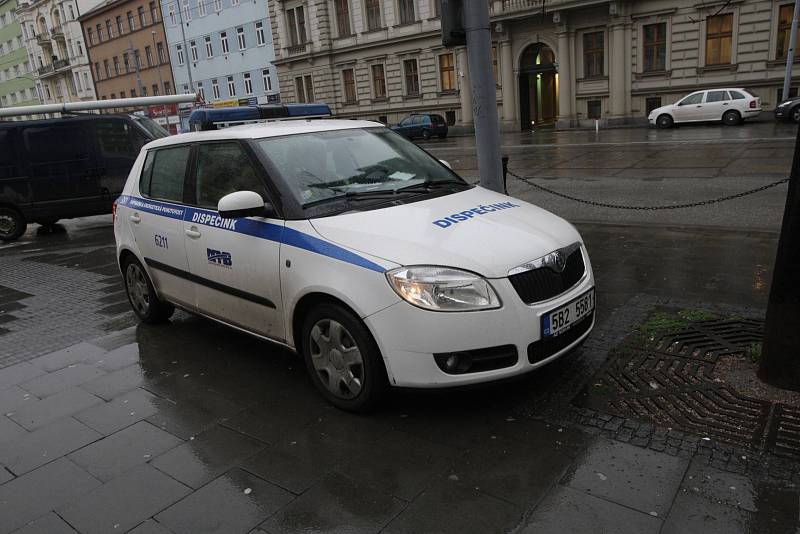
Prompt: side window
<box><xmin>706</xmin><ymin>90</ymin><xmax>729</xmax><ymax>102</ymax></box>
<box><xmin>23</xmin><ymin>125</ymin><xmax>90</xmax><ymax>162</ymax></box>
<box><xmin>194</xmin><ymin>142</ymin><xmax>267</xmax><ymax>210</ymax></box>
<box><xmin>680</xmin><ymin>92</ymin><xmax>704</xmax><ymax>105</ymax></box>
<box><xmin>412</xmin><ymin>115</ymin><xmax>425</xmax><ymax>125</ymax></box>
<box><xmin>143</xmin><ymin>145</ymin><xmax>191</xmax><ymax>202</ymax></box>
<box><xmin>729</xmin><ymin>90</ymin><xmax>746</xmax><ymax>100</ymax></box>
<box><xmin>95</xmin><ymin>119</ymin><xmax>138</xmax><ymax>157</ymax></box>
<box><xmin>400</xmin><ymin>117</ymin><xmax>412</xmax><ymax>126</ymax></box>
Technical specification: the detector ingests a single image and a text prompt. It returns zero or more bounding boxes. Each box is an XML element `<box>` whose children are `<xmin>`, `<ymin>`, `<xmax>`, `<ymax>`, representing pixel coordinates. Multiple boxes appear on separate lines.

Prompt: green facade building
<box><xmin>0</xmin><ymin>0</ymin><xmax>39</xmax><ymax>116</ymax></box>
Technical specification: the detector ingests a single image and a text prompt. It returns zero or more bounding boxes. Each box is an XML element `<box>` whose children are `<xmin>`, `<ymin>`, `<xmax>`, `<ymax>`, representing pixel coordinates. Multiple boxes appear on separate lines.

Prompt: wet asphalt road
<box><xmin>0</xmin><ymin>123</ymin><xmax>798</xmax><ymax>533</ymax></box>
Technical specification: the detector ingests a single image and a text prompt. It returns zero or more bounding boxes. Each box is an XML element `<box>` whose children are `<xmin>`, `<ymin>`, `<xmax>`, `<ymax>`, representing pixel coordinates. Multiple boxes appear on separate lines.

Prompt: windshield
<box><xmin>133</xmin><ymin>116</ymin><xmax>170</xmax><ymax>139</ymax></box>
<box><xmin>253</xmin><ymin>127</ymin><xmax>465</xmax><ymax>207</ymax></box>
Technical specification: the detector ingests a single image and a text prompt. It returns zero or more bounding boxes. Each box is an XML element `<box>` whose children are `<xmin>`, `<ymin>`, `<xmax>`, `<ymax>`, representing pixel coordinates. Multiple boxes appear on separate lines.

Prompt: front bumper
<box><xmin>366</xmin><ymin>249</ymin><xmax>596</xmax><ymax>388</ymax></box>
<box><xmin>774</xmin><ymin>107</ymin><xmax>791</xmax><ymax>120</ymax></box>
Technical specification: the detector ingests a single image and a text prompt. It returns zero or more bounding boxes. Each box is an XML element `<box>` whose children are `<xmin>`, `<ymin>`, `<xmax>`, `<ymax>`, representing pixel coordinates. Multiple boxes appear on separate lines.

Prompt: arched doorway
<box><xmin>518</xmin><ymin>43</ymin><xmax>558</xmax><ymax>130</ymax></box>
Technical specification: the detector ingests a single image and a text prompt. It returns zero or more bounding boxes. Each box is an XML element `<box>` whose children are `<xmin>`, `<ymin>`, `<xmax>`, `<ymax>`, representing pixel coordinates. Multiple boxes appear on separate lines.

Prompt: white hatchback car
<box><xmin>648</xmin><ymin>88</ymin><xmax>761</xmax><ymax>128</ymax></box>
<box><xmin>114</xmin><ymin>119</ymin><xmax>595</xmax><ymax>410</ymax></box>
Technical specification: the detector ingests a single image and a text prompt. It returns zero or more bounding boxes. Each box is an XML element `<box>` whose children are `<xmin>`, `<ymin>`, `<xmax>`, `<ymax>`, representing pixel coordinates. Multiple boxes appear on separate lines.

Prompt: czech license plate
<box><xmin>542</xmin><ymin>288</ymin><xmax>595</xmax><ymax>337</ymax></box>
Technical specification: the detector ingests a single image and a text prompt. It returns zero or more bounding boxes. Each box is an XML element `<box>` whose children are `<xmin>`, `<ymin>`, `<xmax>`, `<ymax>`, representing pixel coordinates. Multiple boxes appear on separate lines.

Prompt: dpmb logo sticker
<box><xmin>207</xmin><ymin>248</ymin><xmax>232</xmax><ymax>268</ymax></box>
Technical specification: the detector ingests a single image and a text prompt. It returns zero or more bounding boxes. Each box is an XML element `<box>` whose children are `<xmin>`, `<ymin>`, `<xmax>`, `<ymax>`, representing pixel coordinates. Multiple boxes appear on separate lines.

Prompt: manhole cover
<box><xmin>575</xmin><ymin>312</ymin><xmax>799</xmax><ymax>459</ymax></box>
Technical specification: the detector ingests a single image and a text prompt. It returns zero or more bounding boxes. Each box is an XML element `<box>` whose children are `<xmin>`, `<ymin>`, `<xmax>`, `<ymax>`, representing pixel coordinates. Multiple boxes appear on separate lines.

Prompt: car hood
<box><xmin>309</xmin><ymin>186</ymin><xmax>583</xmax><ymax>278</ymax></box>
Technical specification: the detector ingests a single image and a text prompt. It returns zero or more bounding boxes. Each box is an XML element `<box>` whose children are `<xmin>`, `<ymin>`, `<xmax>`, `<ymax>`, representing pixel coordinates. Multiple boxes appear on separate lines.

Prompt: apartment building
<box><xmin>161</xmin><ymin>0</ymin><xmax>279</xmax><ymax>105</ymax></box>
<box><xmin>0</xmin><ymin>0</ymin><xmax>38</xmax><ymax>116</ymax></box>
<box><xmin>268</xmin><ymin>0</ymin><xmax>800</xmax><ymax>129</ymax></box>
<box><xmin>78</xmin><ymin>0</ymin><xmax>175</xmax><ymax>100</ymax></box>
<box><xmin>15</xmin><ymin>0</ymin><xmax>98</xmax><ymax>107</ymax></box>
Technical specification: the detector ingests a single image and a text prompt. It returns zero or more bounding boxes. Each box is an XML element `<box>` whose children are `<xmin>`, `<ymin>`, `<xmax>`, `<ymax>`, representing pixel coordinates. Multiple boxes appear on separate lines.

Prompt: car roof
<box><xmin>143</xmin><ymin>119</ymin><xmax>383</xmax><ymax>150</ymax></box>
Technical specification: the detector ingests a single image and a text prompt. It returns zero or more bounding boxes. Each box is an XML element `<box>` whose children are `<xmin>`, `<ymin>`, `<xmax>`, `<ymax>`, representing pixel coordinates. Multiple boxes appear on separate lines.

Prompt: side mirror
<box><xmin>439</xmin><ymin>159</ymin><xmax>452</xmax><ymax>169</ymax></box>
<box><xmin>218</xmin><ymin>191</ymin><xmax>274</xmax><ymax>219</ymax></box>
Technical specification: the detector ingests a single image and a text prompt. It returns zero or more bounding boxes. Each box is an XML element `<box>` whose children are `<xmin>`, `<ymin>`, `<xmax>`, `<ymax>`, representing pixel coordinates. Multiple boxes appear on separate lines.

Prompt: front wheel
<box><xmin>0</xmin><ymin>207</ymin><xmax>27</xmax><ymax>242</ymax></box>
<box><xmin>301</xmin><ymin>302</ymin><xmax>387</xmax><ymax>412</ymax></box>
<box><xmin>722</xmin><ymin>110</ymin><xmax>741</xmax><ymax>126</ymax></box>
<box><xmin>122</xmin><ymin>256</ymin><xmax>175</xmax><ymax>323</ymax></box>
<box><xmin>656</xmin><ymin>114</ymin><xmax>674</xmax><ymax>129</ymax></box>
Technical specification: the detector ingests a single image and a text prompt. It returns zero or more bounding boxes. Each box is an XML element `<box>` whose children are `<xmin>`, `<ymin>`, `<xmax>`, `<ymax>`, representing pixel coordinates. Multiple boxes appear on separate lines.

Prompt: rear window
<box><xmin>431</xmin><ymin>115</ymin><xmax>445</xmax><ymax>124</ymax></box>
<box><xmin>23</xmin><ymin>125</ymin><xmax>91</xmax><ymax>163</ymax></box>
<box><xmin>729</xmin><ymin>90</ymin><xmax>747</xmax><ymax>100</ymax></box>
<box><xmin>140</xmin><ymin>145</ymin><xmax>191</xmax><ymax>203</ymax></box>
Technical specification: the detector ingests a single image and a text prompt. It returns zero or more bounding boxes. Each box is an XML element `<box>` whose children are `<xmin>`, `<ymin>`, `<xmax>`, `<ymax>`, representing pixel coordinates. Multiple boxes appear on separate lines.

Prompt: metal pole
<box><xmin>152</xmin><ymin>31</ymin><xmax>165</xmax><ymax>95</ymax></box>
<box><xmin>759</xmin><ymin>122</ymin><xmax>800</xmax><ymax>391</ymax></box>
<box><xmin>175</xmin><ymin>0</ymin><xmax>194</xmax><ymax>91</ymax></box>
<box><xmin>783</xmin><ymin>0</ymin><xmax>800</xmax><ymax>100</ymax></box>
<box><xmin>463</xmin><ymin>0</ymin><xmax>504</xmax><ymax>193</ymax></box>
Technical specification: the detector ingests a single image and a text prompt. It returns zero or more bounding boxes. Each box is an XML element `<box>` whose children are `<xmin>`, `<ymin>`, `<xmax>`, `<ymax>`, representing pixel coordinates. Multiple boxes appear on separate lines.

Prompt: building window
<box><xmin>403</xmin><ymin>58</ymin><xmax>419</xmax><ymax>95</ymax></box>
<box><xmin>168</xmin><ymin>3</ymin><xmax>176</xmax><ymax>25</ymax></box>
<box><xmin>106</xmin><ymin>19</ymin><xmax>114</xmax><ymax>39</ymax></box>
<box><xmin>262</xmin><ymin>69</ymin><xmax>272</xmax><ymax>91</ymax></box>
<box><xmin>153</xmin><ymin>83</ymin><xmax>160</xmax><ymax>95</ymax></box>
<box><xmin>221</xmin><ymin>31</ymin><xmax>229</xmax><ymax>53</ymax></box>
<box><xmin>705</xmin><ymin>14</ymin><xmax>733</xmax><ymax>65</ymax></box>
<box><xmin>123</xmin><ymin>52</ymin><xmax>130</xmax><ymax>72</ymax></box>
<box><xmin>256</xmin><ymin>21</ymin><xmax>265</xmax><ymax>45</ymax></box>
<box><xmin>645</xmin><ymin>96</ymin><xmax>662</xmax><ymax>115</ymax></box>
<box><xmin>295</xmin><ymin>76</ymin><xmax>305</xmax><ymax>102</ymax></box>
<box><xmin>181</xmin><ymin>0</ymin><xmax>191</xmax><ymax>21</ymax></box>
<box><xmin>778</xmin><ymin>87</ymin><xmax>799</xmax><ymax>100</ymax></box>
<box><xmin>286</xmin><ymin>6</ymin><xmax>307</xmax><ymax>46</ymax></box>
<box><xmin>492</xmin><ymin>46</ymin><xmax>498</xmax><ymax>84</ymax></box>
<box><xmin>141</xmin><ymin>86</ymin><xmax>147</xmax><ymax>96</ymax></box>
<box><xmin>198</xmin><ymin>0</ymin><xmax>206</xmax><ymax>16</ymax></box>
<box><xmin>103</xmin><ymin>59</ymin><xmax>110</xmax><ymax>78</ymax></box>
<box><xmin>212</xmin><ymin>78</ymin><xmax>220</xmax><ymax>99</ymax></box>
<box><xmin>190</xmin><ymin>40</ymin><xmax>197</xmax><ymax>61</ymax></box>
<box><xmin>127</xmin><ymin>10</ymin><xmax>136</xmax><ymax>31</ymax></box>
<box><xmin>643</xmin><ymin>23</ymin><xmax>666</xmax><ymax>72</ymax></box>
<box><xmin>138</xmin><ymin>6</ymin><xmax>146</xmax><ymax>26</ymax></box>
<box><xmin>342</xmin><ymin>68</ymin><xmax>356</xmax><ymax>103</ymax></box>
<box><xmin>295</xmin><ymin>74</ymin><xmax>314</xmax><ymax>102</ymax></box>
<box><xmin>398</xmin><ymin>0</ymin><xmax>415</xmax><ymax>24</ymax></box>
<box><xmin>134</xmin><ymin>49</ymin><xmax>141</xmax><ymax>68</ymax></box>
<box><xmin>164</xmin><ymin>81</ymin><xmax>171</xmax><ymax>94</ymax></box>
<box><xmin>86</xmin><ymin>27</ymin><xmax>94</xmax><ymax>45</ymax></box>
<box><xmin>227</xmin><ymin>75</ymin><xmax>236</xmax><ymax>96</ymax></box>
<box><xmin>113</xmin><ymin>56</ymin><xmax>120</xmax><ymax>74</ymax></box>
<box><xmin>244</xmin><ymin>72</ymin><xmax>253</xmax><ymax>94</ymax></box>
<box><xmin>214</xmin><ymin>0</ymin><xmax>221</xmax><ymax>12</ymax></box>
<box><xmin>195</xmin><ymin>82</ymin><xmax>203</xmax><ymax>99</ymax></box>
<box><xmin>116</xmin><ymin>15</ymin><xmax>124</xmax><ymax>34</ymax></box>
<box><xmin>150</xmin><ymin>1</ymin><xmax>159</xmax><ymax>22</ymax></box>
<box><xmin>176</xmin><ymin>44</ymin><xmax>185</xmax><ymax>65</ymax></box>
<box><xmin>335</xmin><ymin>0</ymin><xmax>351</xmax><ymax>36</ymax></box>
<box><xmin>365</xmin><ymin>0</ymin><xmax>381</xmax><ymax>30</ymax></box>
<box><xmin>445</xmin><ymin>110</ymin><xmax>456</xmax><ymax>125</ymax></box>
<box><xmin>372</xmin><ymin>63</ymin><xmax>386</xmax><ymax>98</ymax></box>
<box><xmin>83</xmin><ymin>71</ymin><xmax>89</xmax><ymax>89</ymax></box>
<box><xmin>183</xmin><ymin>83</ymin><xmax>189</xmax><ymax>93</ymax></box>
<box><xmin>778</xmin><ymin>5</ymin><xmax>799</xmax><ymax>59</ymax></box>
<box><xmin>231</xmin><ymin>0</ymin><xmax>239</xmax><ymax>6</ymax></box>
<box><xmin>157</xmin><ymin>42</ymin><xmax>165</xmax><ymax>63</ymax></box>
<box><xmin>583</xmin><ymin>31</ymin><xmax>604</xmax><ymax>77</ymax></box>
<box><xmin>236</xmin><ymin>27</ymin><xmax>246</xmax><ymax>50</ymax></box>
<box><xmin>587</xmin><ymin>100</ymin><xmax>601</xmax><ymax>119</ymax></box>
<box><xmin>130</xmin><ymin>88</ymin><xmax>136</xmax><ymax>97</ymax></box>
<box><xmin>205</xmin><ymin>36</ymin><xmax>213</xmax><ymax>57</ymax></box>
<box><xmin>305</xmin><ymin>75</ymin><xmax>314</xmax><ymax>101</ymax></box>
<box><xmin>96</xmin><ymin>23</ymin><xmax>104</xmax><ymax>42</ymax></box>
<box><xmin>439</xmin><ymin>52</ymin><xmax>455</xmax><ymax>92</ymax></box>
<box><xmin>146</xmin><ymin>45</ymin><xmax>153</xmax><ymax>66</ymax></box>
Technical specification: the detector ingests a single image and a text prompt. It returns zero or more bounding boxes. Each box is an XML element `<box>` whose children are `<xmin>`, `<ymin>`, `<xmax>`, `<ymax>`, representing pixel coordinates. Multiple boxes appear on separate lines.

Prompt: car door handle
<box><xmin>129</xmin><ymin>214</ymin><xmax>141</xmax><ymax>224</ymax></box>
<box><xmin>696</xmin><ymin>105</ymin><xmax>703</xmax><ymax>108</ymax></box>
<box><xmin>722</xmin><ymin>102</ymin><xmax>728</xmax><ymax>105</ymax></box>
<box><xmin>185</xmin><ymin>227</ymin><xmax>202</xmax><ymax>239</ymax></box>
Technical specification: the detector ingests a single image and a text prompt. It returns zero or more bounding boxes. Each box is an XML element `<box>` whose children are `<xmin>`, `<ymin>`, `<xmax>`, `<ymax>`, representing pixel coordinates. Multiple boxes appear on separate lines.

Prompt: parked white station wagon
<box><xmin>648</xmin><ymin>88</ymin><xmax>762</xmax><ymax>128</ymax></box>
<box><xmin>114</xmin><ymin>106</ymin><xmax>595</xmax><ymax>411</ymax></box>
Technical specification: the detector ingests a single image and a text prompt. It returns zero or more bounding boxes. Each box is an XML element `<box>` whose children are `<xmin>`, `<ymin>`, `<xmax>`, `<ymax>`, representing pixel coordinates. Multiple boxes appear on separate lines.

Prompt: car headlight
<box><xmin>778</xmin><ymin>101</ymin><xmax>791</xmax><ymax>108</ymax></box>
<box><xmin>386</xmin><ymin>266</ymin><xmax>501</xmax><ymax>312</ymax></box>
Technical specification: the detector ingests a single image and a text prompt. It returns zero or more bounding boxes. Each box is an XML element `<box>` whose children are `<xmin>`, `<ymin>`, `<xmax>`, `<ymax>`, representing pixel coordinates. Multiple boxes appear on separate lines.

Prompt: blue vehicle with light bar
<box><xmin>188</xmin><ymin>103</ymin><xmax>332</xmax><ymax>131</ymax></box>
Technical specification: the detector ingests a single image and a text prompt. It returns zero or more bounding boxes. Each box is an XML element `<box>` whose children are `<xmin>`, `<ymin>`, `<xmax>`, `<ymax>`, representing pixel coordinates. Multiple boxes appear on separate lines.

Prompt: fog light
<box><xmin>445</xmin><ymin>354</ymin><xmax>459</xmax><ymax>371</ymax></box>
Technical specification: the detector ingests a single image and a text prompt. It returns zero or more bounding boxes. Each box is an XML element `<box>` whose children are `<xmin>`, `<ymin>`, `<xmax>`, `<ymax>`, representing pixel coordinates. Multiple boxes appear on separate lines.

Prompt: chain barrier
<box><xmin>506</xmin><ymin>170</ymin><xmax>790</xmax><ymax>211</ymax></box>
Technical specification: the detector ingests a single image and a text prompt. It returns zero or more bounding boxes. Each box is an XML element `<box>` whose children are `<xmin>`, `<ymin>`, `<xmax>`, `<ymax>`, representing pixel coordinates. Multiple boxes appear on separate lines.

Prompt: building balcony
<box><xmin>36</xmin><ymin>32</ymin><xmax>51</xmax><ymax>45</ymax></box>
<box><xmin>51</xmin><ymin>25</ymin><xmax>65</xmax><ymax>40</ymax></box>
<box><xmin>37</xmin><ymin>63</ymin><xmax>53</xmax><ymax>75</ymax></box>
<box><xmin>38</xmin><ymin>58</ymin><xmax>69</xmax><ymax>78</ymax></box>
<box><xmin>286</xmin><ymin>43</ymin><xmax>307</xmax><ymax>55</ymax></box>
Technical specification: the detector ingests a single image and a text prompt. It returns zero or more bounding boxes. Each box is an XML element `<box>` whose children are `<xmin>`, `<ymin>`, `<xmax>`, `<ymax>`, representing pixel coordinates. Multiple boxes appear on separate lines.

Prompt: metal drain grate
<box><xmin>576</xmin><ymin>315</ymin><xmax>799</xmax><ymax>459</ymax></box>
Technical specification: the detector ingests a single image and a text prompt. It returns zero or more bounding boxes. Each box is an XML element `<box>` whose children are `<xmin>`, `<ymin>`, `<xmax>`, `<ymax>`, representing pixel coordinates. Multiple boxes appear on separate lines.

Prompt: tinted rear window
<box><xmin>729</xmin><ymin>90</ymin><xmax>746</xmax><ymax>100</ymax></box>
<box><xmin>140</xmin><ymin>145</ymin><xmax>191</xmax><ymax>203</ymax></box>
<box><xmin>23</xmin><ymin>125</ymin><xmax>91</xmax><ymax>163</ymax></box>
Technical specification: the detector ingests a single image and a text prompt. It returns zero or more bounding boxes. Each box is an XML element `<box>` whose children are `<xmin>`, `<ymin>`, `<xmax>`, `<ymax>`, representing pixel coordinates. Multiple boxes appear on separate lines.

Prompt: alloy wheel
<box><xmin>125</xmin><ymin>262</ymin><xmax>151</xmax><ymax>316</ymax></box>
<box><xmin>308</xmin><ymin>318</ymin><xmax>365</xmax><ymax>400</ymax></box>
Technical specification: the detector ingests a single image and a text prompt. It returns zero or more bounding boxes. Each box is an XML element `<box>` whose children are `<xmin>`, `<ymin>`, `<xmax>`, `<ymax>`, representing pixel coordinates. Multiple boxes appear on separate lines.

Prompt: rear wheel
<box><xmin>0</xmin><ymin>207</ymin><xmax>27</xmax><ymax>242</ymax></box>
<box><xmin>122</xmin><ymin>256</ymin><xmax>174</xmax><ymax>323</ymax></box>
<box><xmin>301</xmin><ymin>302</ymin><xmax>387</xmax><ymax>412</ymax></box>
<box><xmin>722</xmin><ymin>110</ymin><xmax>741</xmax><ymax>126</ymax></box>
<box><xmin>656</xmin><ymin>114</ymin><xmax>673</xmax><ymax>129</ymax></box>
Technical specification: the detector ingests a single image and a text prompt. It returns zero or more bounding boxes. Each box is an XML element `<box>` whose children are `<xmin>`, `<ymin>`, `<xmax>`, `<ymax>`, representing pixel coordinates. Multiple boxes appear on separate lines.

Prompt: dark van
<box><xmin>0</xmin><ymin>114</ymin><xmax>168</xmax><ymax>241</ymax></box>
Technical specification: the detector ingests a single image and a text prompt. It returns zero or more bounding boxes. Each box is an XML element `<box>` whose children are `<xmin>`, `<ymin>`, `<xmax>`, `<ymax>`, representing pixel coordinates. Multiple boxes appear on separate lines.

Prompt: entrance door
<box><xmin>518</xmin><ymin>43</ymin><xmax>558</xmax><ymax>130</ymax></box>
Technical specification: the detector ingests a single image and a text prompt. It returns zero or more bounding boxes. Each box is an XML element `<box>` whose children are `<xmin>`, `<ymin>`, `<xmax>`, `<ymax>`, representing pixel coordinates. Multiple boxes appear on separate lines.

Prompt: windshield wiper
<box><xmin>396</xmin><ymin>180</ymin><xmax>469</xmax><ymax>193</ymax></box>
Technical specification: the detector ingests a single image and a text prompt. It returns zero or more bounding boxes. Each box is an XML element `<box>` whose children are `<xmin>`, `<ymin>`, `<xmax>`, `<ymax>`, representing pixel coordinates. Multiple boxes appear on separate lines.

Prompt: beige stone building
<box><xmin>268</xmin><ymin>0</ymin><xmax>800</xmax><ymax>130</ymax></box>
<box><xmin>78</xmin><ymin>0</ymin><xmax>175</xmax><ymax>100</ymax></box>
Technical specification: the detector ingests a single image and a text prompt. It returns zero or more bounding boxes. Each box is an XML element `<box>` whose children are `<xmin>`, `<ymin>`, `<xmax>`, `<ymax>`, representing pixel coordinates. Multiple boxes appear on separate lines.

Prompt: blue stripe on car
<box><xmin>117</xmin><ymin>195</ymin><xmax>386</xmax><ymax>273</ymax></box>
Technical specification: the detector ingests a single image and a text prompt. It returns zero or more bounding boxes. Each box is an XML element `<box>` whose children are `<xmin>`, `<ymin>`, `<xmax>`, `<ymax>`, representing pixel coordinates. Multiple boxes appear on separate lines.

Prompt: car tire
<box><xmin>723</xmin><ymin>110</ymin><xmax>741</xmax><ymax>126</ymax></box>
<box><xmin>656</xmin><ymin>114</ymin><xmax>673</xmax><ymax>129</ymax></box>
<box><xmin>0</xmin><ymin>207</ymin><xmax>27</xmax><ymax>242</ymax></box>
<box><xmin>422</xmin><ymin>130</ymin><xmax>431</xmax><ymax>140</ymax></box>
<box><xmin>34</xmin><ymin>219</ymin><xmax>59</xmax><ymax>226</ymax></box>
<box><xmin>792</xmin><ymin>106</ymin><xmax>800</xmax><ymax>124</ymax></box>
<box><xmin>300</xmin><ymin>302</ymin><xmax>388</xmax><ymax>412</ymax></box>
<box><xmin>122</xmin><ymin>255</ymin><xmax>175</xmax><ymax>324</ymax></box>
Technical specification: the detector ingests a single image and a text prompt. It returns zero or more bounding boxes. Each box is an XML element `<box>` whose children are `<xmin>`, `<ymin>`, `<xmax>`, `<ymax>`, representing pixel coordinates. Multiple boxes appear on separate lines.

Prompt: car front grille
<box><xmin>508</xmin><ymin>248</ymin><xmax>585</xmax><ymax>304</ymax></box>
<box><xmin>528</xmin><ymin>312</ymin><xmax>594</xmax><ymax>364</ymax></box>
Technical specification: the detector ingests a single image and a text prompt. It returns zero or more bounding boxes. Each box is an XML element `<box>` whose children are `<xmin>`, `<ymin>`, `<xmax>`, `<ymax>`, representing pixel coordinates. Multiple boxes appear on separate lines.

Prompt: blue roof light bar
<box><xmin>188</xmin><ymin>103</ymin><xmax>332</xmax><ymax>131</ymax></box>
